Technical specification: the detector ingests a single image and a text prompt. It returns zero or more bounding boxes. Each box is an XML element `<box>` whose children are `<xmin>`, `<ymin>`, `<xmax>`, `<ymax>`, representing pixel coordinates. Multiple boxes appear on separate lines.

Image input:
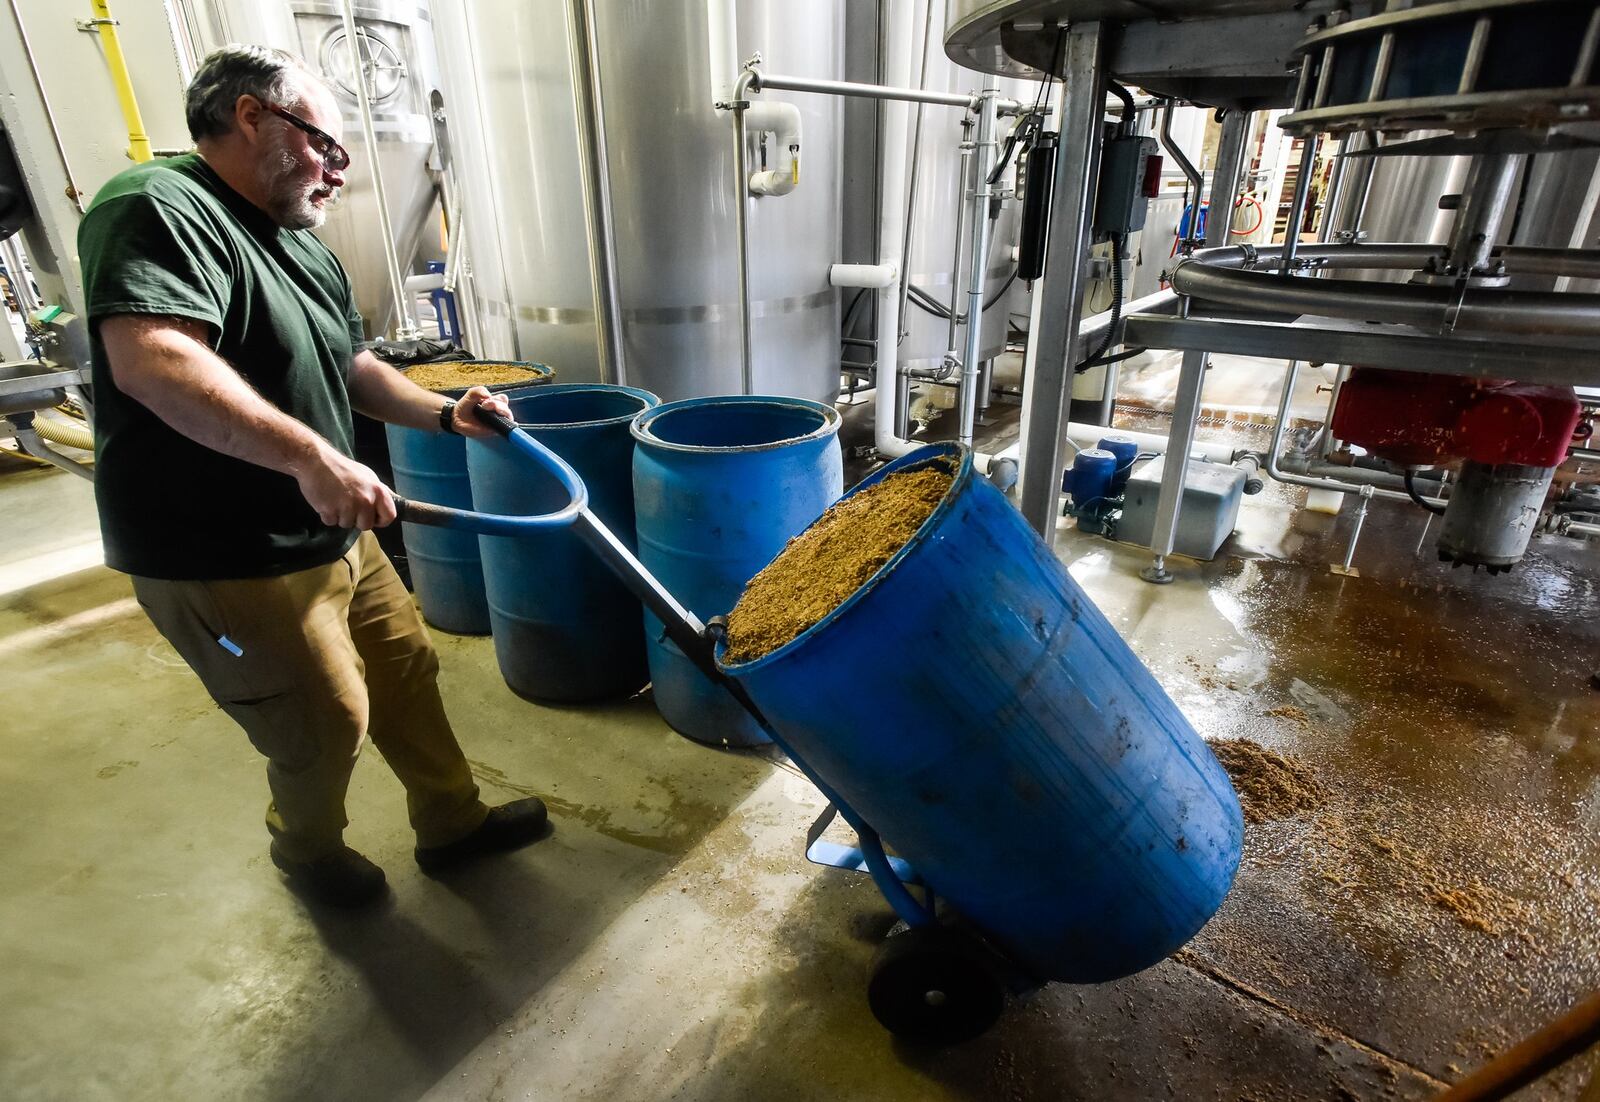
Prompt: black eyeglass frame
<box><xmin>263</xmin><ymin>102</ymin><xmax>351</xmax><ymax>173</ymax></box>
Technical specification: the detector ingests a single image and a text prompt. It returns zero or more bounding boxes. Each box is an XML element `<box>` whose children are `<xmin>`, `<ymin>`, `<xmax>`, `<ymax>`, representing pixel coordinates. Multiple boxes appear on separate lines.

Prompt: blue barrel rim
<box><xmin>499</xmin><ymin>382</ymin><xmax>660</xmax><ymax>430</ymax></box>
<box><xmin>630</xmin><ymin>394</ymin><xmax>842</xmax><ymax>455</ymax></box>
<box><xmin>718</xmin><ymin>442</ymin><xmax>967</xmax><ymax>672</ymax></box>
<box><xmin>401</xmin><ymin>359</ymin><xmax>554</xmax><ymax>399</ymax></box>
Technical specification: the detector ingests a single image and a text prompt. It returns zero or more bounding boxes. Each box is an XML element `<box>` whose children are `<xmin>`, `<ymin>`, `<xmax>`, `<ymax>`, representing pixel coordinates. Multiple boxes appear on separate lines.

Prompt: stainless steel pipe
<box><xmin>1184</xmin><ymin>242</ymin><xmax>1443</xmax><ymax>270</ymax></box>
<box><xmin>1182</xmin><ymin>241</ymin><xmax>1600</xmax><ymax>277</ymax></box>
<box><xmin>957</xmin><ymin>83</ymin><xmax>999</xmax><ymax>448</ymax></box>
<box><xmin>896</xmin><ymin>0</ymin><xmax>938</xmax><ymax>358</ymax></box>
<box><xmin>731</xmin><ymin>68</ymin><xmax>757</xmax><ymax>393</ymax></box>
<box><xmin>1495</xmin><ymin>246</ymin><xmax>1600</xmax><ymax>279</ymax></box>
<box><xmin>1262</xmin><ymin>358</ymin><xmax>1447</xmax><ymax>509</ymax></box>
<box><xmin>1158</xmin><ymin>100</ymin><xmax>1203</xmax><ymax>249</ymax></box>
<box><xmin>748</xmin><ymin>68</ymin><xmax>999</xmax><ymax>112</ymax></box>
<box><xmin>1170</xmin><ymin>243</ymin><xmax>1600</xmax><ymax>336</ymax></box>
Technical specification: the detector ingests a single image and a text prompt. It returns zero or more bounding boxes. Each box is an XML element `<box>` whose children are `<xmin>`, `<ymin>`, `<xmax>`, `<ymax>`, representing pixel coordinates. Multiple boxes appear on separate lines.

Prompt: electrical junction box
<box><xmin>1094</xmin><ymin>135</ymin><xmax>1160</xmax><ymax>235</ymax></box>
<box><xmin>1115</xmin><ymin>455</ymin><xmax>1245</xmax><ymax>561</ymax></box>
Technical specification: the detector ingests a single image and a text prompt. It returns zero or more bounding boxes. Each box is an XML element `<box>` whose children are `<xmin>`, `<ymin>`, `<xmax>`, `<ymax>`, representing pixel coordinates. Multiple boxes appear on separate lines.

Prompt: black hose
<box><xmin>1076</xmin><ymin>234</ymin><xmax>1125</xmax><ymax>373</ymax></box>
<box><xmin>1405</xmin><ymin>468</ymin><xmax>1448</xmax><ymax>515</ymax></box>
<box><xmin>987</xmin><ymin>114</ymin><xmax>1037</xmax><ymax>187</ymax></box>
<box><xmin>906</xmin><ymin>267</ymin><xmax>1021</xmax><ymax>322</ymax></box>
<box><xmin>1107</xmin><ymin>81</ymin><xmax>1136</xmax><ymax>136</ymax></box>
<box><xmin>1079</xmin><ymin>345</ymin><xmax>1147</xmax><ymax>370</ymax></box>
<box><xmin>841</xmin><ymin>286</ymin><xmax>869</xmax><ymax>340</ymax></box>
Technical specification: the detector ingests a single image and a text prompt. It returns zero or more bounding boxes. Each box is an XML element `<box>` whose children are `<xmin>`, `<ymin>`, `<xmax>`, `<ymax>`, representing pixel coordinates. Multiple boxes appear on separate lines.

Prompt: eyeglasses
<box><xmin>264</xmin><ymin>102</ymin><xmax>350</xmax><ymax>173</ymax></box>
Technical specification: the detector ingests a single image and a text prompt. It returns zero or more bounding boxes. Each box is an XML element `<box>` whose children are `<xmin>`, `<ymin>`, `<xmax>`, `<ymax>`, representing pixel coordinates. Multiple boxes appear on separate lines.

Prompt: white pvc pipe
<box><xmin>873</xmin><ymin>0</ymin><xmax>918</xmax><ymax>460</ymax></box>
<box><xmin>403</xmin><ymin>272</ymin><xmax>445</xmax><ymax>294</ymax></box>
<box><xmin>745</xmin><ymin>100</ymin><xmax>801</xmax><ymax>196</ymax></box>
<box><xmin>830</xmin><ymin>261</ymin><xmax>897</xmax><ymax>288</ymax></box>
<box><xmin>984</xmin><ymin>422</ymin><xmax>1237</xmax><ymax>473</ymax></box>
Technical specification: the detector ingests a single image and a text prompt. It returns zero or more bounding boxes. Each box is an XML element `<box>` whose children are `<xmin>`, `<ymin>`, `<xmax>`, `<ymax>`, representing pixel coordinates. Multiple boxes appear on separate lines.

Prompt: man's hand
<box><xmin>100</xmin><ymin>316</ymin><xmax>395</xmax><ymax>533</ymax></box>
<box><xmin>295</xmin><ymin>443</ymin><xmax>398</xmax><ymax>530</ymax></box>
<box><xmin>453</xmin><ymin>386</ymin><xmax>513</xmax><ymax>438</ymax></box>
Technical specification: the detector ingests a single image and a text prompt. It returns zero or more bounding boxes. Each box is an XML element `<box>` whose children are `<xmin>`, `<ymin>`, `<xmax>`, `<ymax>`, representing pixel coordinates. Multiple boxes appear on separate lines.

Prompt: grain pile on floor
<box><xmin>723</xmin><ymin>465</ymin><xmax>953</xmax><ymax>663</ymax></box>
<box><xmin>405</xmin><ymin>360</ymin><xmax>546</xmax><ymax>392</ymax></box>
<box><xmin>1210</xmin><ymin>731</ymin><xmax>1539</xmax><ymax>950</ymax></box>
<box><xmin>1211</xmin><ymin>738</ymin><xmax>1325</xmax><ymax>824</ymax></box>
<box><xmin>1310</xmin><ymin>801</ymin><xmax>1532</xmax><ymax>939</ymax></box>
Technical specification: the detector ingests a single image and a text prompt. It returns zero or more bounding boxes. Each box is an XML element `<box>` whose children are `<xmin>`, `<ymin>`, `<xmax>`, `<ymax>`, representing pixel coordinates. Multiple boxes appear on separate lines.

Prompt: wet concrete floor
<box><xmin>1</xmin><ymin>402</ymin><xmax>1597</xmax><ymax>1099</ymax></box>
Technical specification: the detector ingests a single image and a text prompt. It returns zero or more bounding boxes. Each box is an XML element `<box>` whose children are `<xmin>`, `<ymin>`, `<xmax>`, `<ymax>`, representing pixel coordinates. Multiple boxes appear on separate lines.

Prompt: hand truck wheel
<box><xmin>866</xmin><ymin>924</ymin><xmax>1005</xmax><ymax>1045</ymax></box>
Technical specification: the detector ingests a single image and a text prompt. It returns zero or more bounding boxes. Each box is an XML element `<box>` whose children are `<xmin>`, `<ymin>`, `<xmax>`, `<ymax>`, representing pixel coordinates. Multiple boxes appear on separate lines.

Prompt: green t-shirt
<box><xmin>79</xmin><ymin>154</ymin><xmax>365</xmax><ymax>580</ymax></box>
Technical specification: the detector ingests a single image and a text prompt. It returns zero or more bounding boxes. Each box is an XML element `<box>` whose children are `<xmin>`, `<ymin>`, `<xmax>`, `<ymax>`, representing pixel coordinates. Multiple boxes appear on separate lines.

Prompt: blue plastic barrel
<box><xmin>632</xmin><ymin>396</ymin><xmax>843</xmax><ymax>748</ymax></box>
<box><xmin>387</xmin><ymin>363</ymin><xmax>552</xmax><ymax>634</ymax></box>
<box><xmin>467</xmin><ymin>384</ymin><xmax>659</xmax><ymax>702</ymax></box>
<box><xmin>719</xmin><ymin>443</ymin><xmax>1242</xmax><ymax>983</ymax></box>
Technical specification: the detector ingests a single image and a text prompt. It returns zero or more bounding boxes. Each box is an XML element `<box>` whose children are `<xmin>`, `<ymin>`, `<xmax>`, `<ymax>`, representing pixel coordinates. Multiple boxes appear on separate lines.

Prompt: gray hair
<box><xmin>185</xmin><ymin>45</ymin><xmax>318</xmax><ymax>142</ymax></box>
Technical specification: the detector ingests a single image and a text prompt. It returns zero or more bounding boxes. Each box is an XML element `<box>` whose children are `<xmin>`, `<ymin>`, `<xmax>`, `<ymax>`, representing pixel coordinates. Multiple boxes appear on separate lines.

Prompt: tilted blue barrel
<box><xmin>632</xmin><ymin>396</ymin><xmax>843</xmax><ymax>748</ymax></box>
<box><xmin>387</xmin><ymin>363</ymin><xmax>553</xmax><ymax>634</ymax></box>
<box><xmin>718</xmin><ymin>443</ymin><xmax>1242</xmax><ymax>983</ymax></box>
<box><xmin>467</xmin><ymin>384</ymin><xmax>659</xmax><ymax>702</ymax></box>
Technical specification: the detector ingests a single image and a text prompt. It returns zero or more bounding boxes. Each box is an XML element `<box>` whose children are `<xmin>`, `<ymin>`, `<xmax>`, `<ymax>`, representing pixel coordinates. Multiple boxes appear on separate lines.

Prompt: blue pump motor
<box><xmin>1098</xmin><ymin>435</ymin><xmax>1140</xmax><ymax>495</ymax></box>
<box><xmin>1068</xmin><ymin>448</ymin><xmax>1117</xmax><ymax>508</ymax></box>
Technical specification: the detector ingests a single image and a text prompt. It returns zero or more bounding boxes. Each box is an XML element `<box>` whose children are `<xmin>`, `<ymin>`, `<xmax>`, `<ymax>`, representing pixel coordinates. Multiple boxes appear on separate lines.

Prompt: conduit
<box><xmin>87</xmin><ymin>0</ymin><xmax>152</xmax><ymax>163</ymax></box>
<box><xmin>33</xmin><ymin>414</ymin><xmax>94</xmax><ymax>452</ymax></box>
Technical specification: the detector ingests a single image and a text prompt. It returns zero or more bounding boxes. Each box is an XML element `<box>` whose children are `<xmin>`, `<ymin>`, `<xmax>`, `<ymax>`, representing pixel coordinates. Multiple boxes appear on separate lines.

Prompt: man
<box><xmin>78</xmin><ymin>45</ymin><xmax>546</xmax><ymax>907</ymax></box>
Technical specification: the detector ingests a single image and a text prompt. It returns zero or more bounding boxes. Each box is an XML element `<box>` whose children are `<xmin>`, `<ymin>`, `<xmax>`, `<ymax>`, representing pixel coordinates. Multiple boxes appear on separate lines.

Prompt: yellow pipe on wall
<box><xmin>89</xmin><ymin>0</ymin><xmax>152</xmax><ymax>163</ymax></box>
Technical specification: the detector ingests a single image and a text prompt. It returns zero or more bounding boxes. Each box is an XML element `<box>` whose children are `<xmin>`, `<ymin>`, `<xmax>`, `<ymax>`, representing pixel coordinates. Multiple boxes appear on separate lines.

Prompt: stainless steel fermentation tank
<box><xmin>431</xmin><ymin>0</ymin><xmax>845</xmax><ymax>404</ymax></box>
<box><xmin>173</xmin><ymin>0</ymin><xmax>444</xmax><ymax>338</ymax></box>
<box><xmin>871</xmin><ymin>0</ymin><xmax>1030</xmax><ymax>379</ymax></box>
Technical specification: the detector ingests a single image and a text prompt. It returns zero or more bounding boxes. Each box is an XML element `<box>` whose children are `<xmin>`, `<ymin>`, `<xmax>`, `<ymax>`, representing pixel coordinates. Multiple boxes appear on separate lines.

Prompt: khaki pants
<box><xmin>133</xmin><ymin>531</ymin><xmax>488</xmax><ymax>862</ymax></box>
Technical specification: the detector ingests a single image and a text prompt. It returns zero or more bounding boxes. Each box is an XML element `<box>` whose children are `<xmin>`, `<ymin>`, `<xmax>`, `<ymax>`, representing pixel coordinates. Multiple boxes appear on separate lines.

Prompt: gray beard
<box><xmin>258</xmin><ymin>145</ymin><xmax>326</xmax><ymax>230</ymax></box>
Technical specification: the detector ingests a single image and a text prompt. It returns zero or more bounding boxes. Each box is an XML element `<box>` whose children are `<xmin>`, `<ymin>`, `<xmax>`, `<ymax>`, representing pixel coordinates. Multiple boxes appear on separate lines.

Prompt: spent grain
<box><xmin>722</xmin><ymin>465</ymin><xmax>953</xmax><ymax>663</ymax></box>
<box><xmin>405</xmin><ymin>360</ymin><xmax>545</xmax><ymax>392</ymax></box>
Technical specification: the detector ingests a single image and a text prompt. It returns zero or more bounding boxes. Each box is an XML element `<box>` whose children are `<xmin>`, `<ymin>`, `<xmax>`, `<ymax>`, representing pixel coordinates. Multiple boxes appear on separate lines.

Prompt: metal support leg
<box><xmin>1204</xmin><ymin>111</ymin><xmax>1250</xmax><ymax>248</ymax></box>
<box><xmin>1280</xmin><ymin>133</ymin><xmax>1320</xmax><ymax>274</ymax></box>
<box><xmin>1140</xmin><ymin>347</ymin><xmax>1208</xmax><ymax>584</ymax></box>
<box><xmin>1332</xmin><ymin>486</ymin><xmax>1372</xmax><ymax>576</ymax></box>
<box><xmin>5</xmin><ymin>413</ymin><xmax>92</xmax><ymax>480</ymax></box>
<box><xmin>1019</xmin><ymin>23</ymin><xmax>1105</xmax><ymax>537</ymax></box>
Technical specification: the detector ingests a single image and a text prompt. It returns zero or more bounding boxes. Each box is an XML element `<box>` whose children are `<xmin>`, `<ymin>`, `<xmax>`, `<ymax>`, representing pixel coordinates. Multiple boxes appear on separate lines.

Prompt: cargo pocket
<box><xmin>218</xmin><ymin>690</ymin><xmax>321</xmax><ymax>773</ymax></box>
<box><xmin>134</xmin><ymin>575</ymin><xmax>294</xmax><ymax>722</ymax></box>
<box><xmin>133</xmin><ymin>578</ymin><xmax>263</xmax><ymax>706</ymax></box>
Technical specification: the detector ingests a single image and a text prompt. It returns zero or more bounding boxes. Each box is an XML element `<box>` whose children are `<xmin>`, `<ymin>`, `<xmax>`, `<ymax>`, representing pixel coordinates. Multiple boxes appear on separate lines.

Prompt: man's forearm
<box><xmin>347</xmin><ymin>350</ymin><xmax>448</xmax><ymax>431</ymax></box>
<box><xmin>103</xmin><ymin>315</ymin><xmax>334</xmax><ymax>477</ymax></box>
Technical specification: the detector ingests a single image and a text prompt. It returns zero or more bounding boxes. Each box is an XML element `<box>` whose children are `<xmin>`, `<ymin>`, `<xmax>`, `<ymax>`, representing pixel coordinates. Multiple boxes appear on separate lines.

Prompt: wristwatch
<box><xmin>438</xmin><ymin>399</ymin><xmax>459</xmax><ymax>435</ymax></box>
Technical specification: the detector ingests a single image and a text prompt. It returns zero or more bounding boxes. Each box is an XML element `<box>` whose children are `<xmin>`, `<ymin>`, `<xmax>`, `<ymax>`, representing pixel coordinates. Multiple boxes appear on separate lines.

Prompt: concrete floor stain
<box><xmin>468</xmin><ymin>757</ymin><xmax>736</xmax><ymax>856</ymax></box>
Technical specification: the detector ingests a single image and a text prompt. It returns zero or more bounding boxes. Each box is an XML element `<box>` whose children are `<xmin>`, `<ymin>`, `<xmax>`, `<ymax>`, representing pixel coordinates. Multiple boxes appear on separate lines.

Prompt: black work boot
<box><xmin>414</xmin><ymin>797</ymin><xmax>550</xmax><ymax>874</ymax></box>
<box><xmin>269</xmin><ymin>843</ymin><xmax>388</xmax><ymax>908</ymax></box>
